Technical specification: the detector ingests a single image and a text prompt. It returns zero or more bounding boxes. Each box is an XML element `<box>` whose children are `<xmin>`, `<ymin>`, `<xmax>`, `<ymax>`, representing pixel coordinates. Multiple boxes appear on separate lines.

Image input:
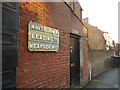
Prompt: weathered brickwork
<box><xmin>79</xmin><ymin>37</ymin><xmax>89</xmax><ymax>86</ymax></box>
<box><xmin>17</xmin><ymin>2</ymin><xmax>89</xmax><ymax>88</ymax></box>
<box><xmin>83</xmin><ymin>38</ymin><xmax>89</xmax><ymax>85</ymax></box>
<box><xmin>65</xmin><ymin>1</ymin><xmax>82</xmax><ymax>20</ymax></box>
<box><xmin>88</xmin><ymin>50</ymin><xmax>114</xmax><ymax>78</ymax></box>
<box><xmin>83</xmin><ymin>18</ymin><xmax>106</xmax><ymax>50</ymax></box>
<box><xmin>17</xmin><ymin>2</ymin><xmax>70</xmax><ymax>88</ymax></box>
<box><xmin>83</xmin><ymin>18</ymin><xmax>114</xmax><ymax>80</ymax></box>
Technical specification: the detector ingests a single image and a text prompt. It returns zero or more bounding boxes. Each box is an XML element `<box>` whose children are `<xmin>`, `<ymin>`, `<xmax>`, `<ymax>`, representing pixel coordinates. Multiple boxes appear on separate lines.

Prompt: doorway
<box><xmin>70</xmin><ymin>34</ymin><xmax>80</xmax><ymax>87</ymax></box>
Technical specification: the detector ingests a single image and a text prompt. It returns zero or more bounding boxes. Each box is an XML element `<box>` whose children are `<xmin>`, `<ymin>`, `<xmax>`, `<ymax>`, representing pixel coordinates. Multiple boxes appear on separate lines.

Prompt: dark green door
<box><xmin>70</xmin><ymin>34</ymin><xmax>80</xmax><ymax>87</ymax></box>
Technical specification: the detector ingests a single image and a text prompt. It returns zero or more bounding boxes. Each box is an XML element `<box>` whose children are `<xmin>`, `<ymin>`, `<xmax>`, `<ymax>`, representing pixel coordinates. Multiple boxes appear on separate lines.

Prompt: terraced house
<box><xmin>2</xmin><ymin>1</ymin><xmax>90</xmax><ymax>88</ymax></box>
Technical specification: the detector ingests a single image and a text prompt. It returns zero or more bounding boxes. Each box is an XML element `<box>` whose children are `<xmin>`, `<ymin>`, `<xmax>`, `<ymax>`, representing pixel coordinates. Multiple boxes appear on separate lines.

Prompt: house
<box><xmin>2</xmin><ymin>1</ymin><xmax>90</xmax><ymax>88</ymax></box>
<box><xmin>82</xmin><ymin>17</ymin><xmax>114</xmax><ymax>78</ymax></box>
<box><xmin>103</xmin><ymin>32</ymin><xmax>115</xmax><ymax>50</ymax></box>
<box><xmin>83</xmin><ymin>18</ymin><xmax>106</xmax><ymax>50</ymax></box>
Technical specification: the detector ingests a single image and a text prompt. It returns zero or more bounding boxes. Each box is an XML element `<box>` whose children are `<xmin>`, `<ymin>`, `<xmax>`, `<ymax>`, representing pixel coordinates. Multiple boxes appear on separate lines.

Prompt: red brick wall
<box><xmin>17</xmin><ymin>2</ymin><xmax>70</xmax><ymax>88</ymax></box>
<box><xmin>17</xmin><ymin>2</ymin><xmax>89</xmax><ymax>88</ymax></box>
<box><xmin>48</xmin><ymin>2</ymin><xmax>87</xmax><ymax>37</ymax></box>
<box><xmin>83</xmin><ymin>38</ymin><xmax>89</xmax><ymax>84</ymax></box>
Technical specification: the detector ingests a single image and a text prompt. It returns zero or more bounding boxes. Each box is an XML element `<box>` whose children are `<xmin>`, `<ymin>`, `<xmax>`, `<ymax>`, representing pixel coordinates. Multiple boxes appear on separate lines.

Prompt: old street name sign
<box><xmin>28</xmin><ymin>22</ymin><xmax>59</xmax><ymax>51</ymax></box>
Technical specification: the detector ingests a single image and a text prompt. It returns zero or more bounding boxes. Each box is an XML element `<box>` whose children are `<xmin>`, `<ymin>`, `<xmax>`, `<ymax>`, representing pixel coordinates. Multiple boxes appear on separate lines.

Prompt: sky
<box><xmin>78</xmin><ymin>0</ymin><xmax>119</xmax><ymax>43</ymax></box>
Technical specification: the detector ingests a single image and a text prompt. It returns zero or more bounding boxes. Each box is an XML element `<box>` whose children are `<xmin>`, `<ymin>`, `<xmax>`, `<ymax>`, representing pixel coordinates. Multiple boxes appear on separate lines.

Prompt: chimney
<box><xmin>83</xmin><ymin>17</ymin><xmax>89</xmax><ymax>24</ymax></box>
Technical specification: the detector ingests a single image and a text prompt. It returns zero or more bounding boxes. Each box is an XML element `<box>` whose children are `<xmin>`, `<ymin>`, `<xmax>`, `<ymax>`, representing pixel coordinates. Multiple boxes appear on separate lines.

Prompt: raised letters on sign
<box><xmin>28</xmin><ymin>22</ymin><xmax>59</xmax><ymax>51</ymax></box>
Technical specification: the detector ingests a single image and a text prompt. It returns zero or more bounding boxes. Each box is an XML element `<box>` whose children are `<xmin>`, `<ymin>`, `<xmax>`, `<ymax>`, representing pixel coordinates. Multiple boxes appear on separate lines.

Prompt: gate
<box><xmin>1</xmin><ymin>2</ymin><xmax>19</xmax><ymax>88</ymax></box>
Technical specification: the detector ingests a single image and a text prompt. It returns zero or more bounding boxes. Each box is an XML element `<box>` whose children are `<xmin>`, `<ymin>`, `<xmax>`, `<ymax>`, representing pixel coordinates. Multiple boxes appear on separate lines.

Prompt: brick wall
<box><xmin>17</xmin><ymin>2</ymin><xmax>70</xmax><ymax>88</ymax></box>
<box><xmin>79</xmin><ymin>37</ymin><xmax>89</xmax><ymax>86</ymax></box>
<box><xmin>82</xmin><ymin>38</ymin><xmax>89</xmax><ymax>85</ymax></box>
<box><xmin>88</xmin><ymin>50</ymin><xmax>114</xmax><ymax>78</ymax></box>
<box><xmin>49</xmin><ymin>2</ymin><xmax>86</xmax><ymax>37</ymax></box>
<box><xmin>65</xmin><ymin>1</ymin><xmax>82</xmax><ymax>20</ymax></box>
<box><xmin>83</xmin><ymin>18</ymin><xmax>106</xmax><ymax>50</ymax></box>
<box><xmin>17</xmin><ymin>2</ymin><xmax>89</xmax><ymax>88</ymax></box>
<box><xmin>74</xmin><ymin>2</ymin><xmax>82</xmax><ymax>20</ymax></box>
<box><xmin>83</xmin><ymin>18</ymin><xmax>114</xmax><ymax>82</ymax></box>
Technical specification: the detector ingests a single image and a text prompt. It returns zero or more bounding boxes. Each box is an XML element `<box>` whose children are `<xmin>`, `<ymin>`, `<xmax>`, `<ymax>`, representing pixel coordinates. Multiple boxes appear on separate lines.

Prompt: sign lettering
<box><xmin>28</xmin><ymin>22</ymin><xmax>59</xmax><ymax>51</ymax></box>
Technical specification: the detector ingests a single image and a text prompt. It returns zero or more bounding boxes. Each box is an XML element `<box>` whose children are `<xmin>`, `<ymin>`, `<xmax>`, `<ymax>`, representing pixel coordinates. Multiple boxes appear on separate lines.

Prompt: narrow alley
<box><xmin>85</xmin><ymin>68</ymin><xmax>119</xmax><ymax>88</ymax></box>
<box><xmin>1</xmin><ymin>1</ymin><xmax>119</xmax><ymax>89</ymax></box>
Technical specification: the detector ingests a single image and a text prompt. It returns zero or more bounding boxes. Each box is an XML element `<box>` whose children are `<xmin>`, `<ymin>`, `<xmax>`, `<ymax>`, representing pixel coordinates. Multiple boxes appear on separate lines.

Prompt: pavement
<box><xmin>85</xmin><ymin>68</ymin><xmax>119</xmax><ymax>89</ymax></box>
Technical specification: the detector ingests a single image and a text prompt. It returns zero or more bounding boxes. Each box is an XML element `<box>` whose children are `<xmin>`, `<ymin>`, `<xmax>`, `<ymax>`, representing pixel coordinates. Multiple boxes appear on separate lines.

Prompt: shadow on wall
<box><xmin>104</xmin><ymin>57</ymin><xmax>113</xmax><ymax>68</ymax></box>
<box><xmin>88</xmin><ymin>50</ymin><xmax>114</xmax><ymax>78</ymax></box>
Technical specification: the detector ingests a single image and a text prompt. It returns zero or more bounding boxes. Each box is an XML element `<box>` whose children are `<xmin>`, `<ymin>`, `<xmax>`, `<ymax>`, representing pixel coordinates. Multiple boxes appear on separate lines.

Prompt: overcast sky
<box><xmin>78</xmin><ymin>0</ymin><xmax>119</xmax><ymax>43</ymax></box>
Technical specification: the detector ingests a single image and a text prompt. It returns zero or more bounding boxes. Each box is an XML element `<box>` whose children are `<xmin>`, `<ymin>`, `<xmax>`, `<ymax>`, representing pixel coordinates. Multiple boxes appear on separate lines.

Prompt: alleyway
<box><xmin>85</xmin><ymin>68</ymin><xmax>119</xmax><ymax>88</ymax></box>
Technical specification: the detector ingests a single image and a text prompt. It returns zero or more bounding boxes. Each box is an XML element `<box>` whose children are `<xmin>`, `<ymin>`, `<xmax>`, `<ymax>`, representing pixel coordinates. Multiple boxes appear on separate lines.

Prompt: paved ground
<box><xmin>85</xmin><ymin>68</ymin><xmax>119</xmax><ymax>88</ymax></box>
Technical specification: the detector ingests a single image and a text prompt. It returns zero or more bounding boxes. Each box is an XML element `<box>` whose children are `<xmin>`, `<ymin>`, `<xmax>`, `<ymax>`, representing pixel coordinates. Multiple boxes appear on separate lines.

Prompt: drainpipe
<box><xmin>89</xmin><ymin>65</ymin><xmax>92</xmax><ymax>81</ymax></box>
